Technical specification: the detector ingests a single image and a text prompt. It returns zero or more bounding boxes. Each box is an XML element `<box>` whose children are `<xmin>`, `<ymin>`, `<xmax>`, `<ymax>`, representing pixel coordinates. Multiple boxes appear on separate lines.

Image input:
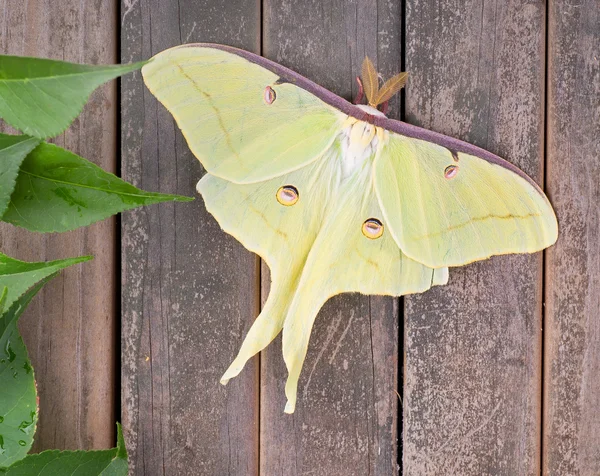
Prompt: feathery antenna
<box><xmin>359</xmin><ymin>57</ymin><xmax>408</xmax><ymax>108</ymax></box>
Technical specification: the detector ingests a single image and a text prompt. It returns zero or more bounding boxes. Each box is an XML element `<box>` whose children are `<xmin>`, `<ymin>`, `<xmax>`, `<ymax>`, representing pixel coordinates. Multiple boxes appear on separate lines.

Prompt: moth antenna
<box><xmin>361</xmin><ymin>56</ymin><xmax>380</xmax><ymax>107</ymax></box>
<box><xmin>354</xmin><ymin>76</ymin><xmax>364</xmax><ymax>105</ymax></box>
<box><xmin>374</xmin><ymin>72</ymin><xmax>408</xmax><ymax>106</ymax></box>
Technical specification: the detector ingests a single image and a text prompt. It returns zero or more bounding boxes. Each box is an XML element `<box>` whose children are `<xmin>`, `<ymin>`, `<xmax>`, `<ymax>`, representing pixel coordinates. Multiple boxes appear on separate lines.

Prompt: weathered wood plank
<box><xmin>0</xmin><ymin>0</ymin><xmax>118</xmax><ymax>451</ymax></box>
<box><xmin>120</xmin><ymin>1</ymin><xmax>260</xmax><ymax>474</ymax></box>
<box><xmin>543</xmin><ymin>2</ymin><xmax>600</xmax><ymax>474</ymax></box>
<box><xmin>260</xmin><ymin>1</ymin><xmax>402</xmax><ymax>474</ymax></box>
<box><xmin>403</xmin><ymin>1</ymin><xmax>545</xmax><ymax>474</ymax></box>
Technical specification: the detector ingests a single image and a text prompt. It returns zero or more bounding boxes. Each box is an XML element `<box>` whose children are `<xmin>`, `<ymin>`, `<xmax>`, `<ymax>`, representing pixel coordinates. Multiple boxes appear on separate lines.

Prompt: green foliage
<box><xmin>0</xmin><ymin>48</ymin><xmax>154</xmax><ymax>475</ymax></box>
<box><xmin>0</xmin><ymin>256</ymin><xmax>91</xmax><ymax>468</ymax></box>
<box><xmin>0</xmin><ymin>259</ymin><xmax>127</xmax><ymax>473</ymax></box>
<box><xmin>0</xmin><ymin>55</ymin><xmax>146</xmax><ymax>138</ymax></box>
<box><xmin>0</xmin><ymin>424</ymin><xmax>128</xmax><ymax>475</ymax></box>
<box><xmin>0</xmin><ymin>278</ymin><xmax>52</xmax><ymax>467</ymax></box>
<box><xmin>0</xmin><ymin>287</ymin><xmax>7</xmax><ymax>314</ymax></box>
<box><xmin>0</xmin><ymin>135</ymin><xmax>40</xmax><ymax>217</ymax></box>
<box><xmin>0</xmin><ymin>253</ymin><xmax>92</xmax><ymax>311</ymax></box>
<box><xmin>2</xmin><ymin>142</ymin><xmax>192</xmax><ymax>233</ymax></box>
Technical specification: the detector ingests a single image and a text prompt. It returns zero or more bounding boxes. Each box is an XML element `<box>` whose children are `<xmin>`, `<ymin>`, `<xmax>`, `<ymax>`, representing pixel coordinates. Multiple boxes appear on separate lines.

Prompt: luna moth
<box><xmin>141</xmin><ymin>44</ymin><xmax>558</xmax><ymax>414</ymax></box>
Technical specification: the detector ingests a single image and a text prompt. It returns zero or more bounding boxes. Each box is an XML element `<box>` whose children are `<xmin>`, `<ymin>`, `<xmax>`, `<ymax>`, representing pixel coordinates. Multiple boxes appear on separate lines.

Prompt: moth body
<box><xmin>340</xmin><ymin>113</ymin><xmax>388</xmax><ymax>180</ymax></box>
<box><xmin>355</xmin><ymin>104</ymin><xmax>386</xmax><ymax>118</ymax></box>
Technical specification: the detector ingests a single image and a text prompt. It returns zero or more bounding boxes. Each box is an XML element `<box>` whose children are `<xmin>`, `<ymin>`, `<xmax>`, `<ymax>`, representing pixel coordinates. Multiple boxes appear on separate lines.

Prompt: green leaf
<box><xmin>0</xmin><ymin>255</ymin><xmax>90</xmax><ymax>468</ymax></box>
<box><xmin>0</xmin><ymin>134</ymin><xmax>40</xmax><ymax>218</ymax></box>
<box><xmin>0</xmin><ymin>423</ymin><xmax>128</xmax><ymax>475</ymax></box>
<box><xmin>0</xmin><ymin>55</ymin><xmax>146</xmax><ymax>138</ymax></box>
<box><xmin>0</xmin><ymin>287</ymin><xmax>6</xmax><ymax>315</ymax></box>
<box><xmin>2</xmin><ymin>142</ymin><xmax>193</xmax><ymax>233</ymax></box>
<box><xmin>0</xmin><ymin>253</ymin><xmax>92</xmax><ymax>312</ymax></box>
<box><xmin>0</xmin><ymin>277</ymin><xmax>53</xmax><ymax>468</ymax></box>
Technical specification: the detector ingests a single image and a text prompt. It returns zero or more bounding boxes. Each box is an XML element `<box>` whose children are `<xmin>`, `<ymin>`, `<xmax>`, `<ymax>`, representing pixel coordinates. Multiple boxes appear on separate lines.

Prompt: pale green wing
<box><xmin>279</xmin><ymin>162</ymin><xmax>447</xmax><ymax>412</ymax></box>
<box><xmin>198</xmin><ymin>143</ymin><xmax>341</xmax><ymax>384</ymax></box>
<box><xmin>200</xmin><ymin>146</ymin><xmax>448</xmax><ymax>413</ymax></box>
<box><xmin>374</xmin><ymin>134</ymin><xmax>558</xmax><ymax>268</ymax></box>
<box><xmin>142</xmin><ymin>45</ymin><xmax>346</xmax><ymax>183</ymax></box>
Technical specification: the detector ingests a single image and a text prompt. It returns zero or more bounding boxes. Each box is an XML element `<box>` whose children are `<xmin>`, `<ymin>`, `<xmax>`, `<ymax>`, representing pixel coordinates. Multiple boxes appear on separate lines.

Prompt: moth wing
<box><xmin>269</xmin><ymin>162</ymin><xmax>447</xmax><ymax>413</ymax></box>
<box><xmin>197</xmin><ymin>144</ymin><xmax>341</xmax><ymax>385</ymax></box>
<box><xmin>374</xmin><ymin>133</ymin><xmax>558</xmax><ymax>269</ymax></box>
<box><xmin>199</xmin><ymin>146</ymin><xmax>447</xmax><ymax>413</ymax></box>
<box><xmin>142</xmin><ymin>44</ymin><xmax>346</xmax><ymax>184</ymax></box>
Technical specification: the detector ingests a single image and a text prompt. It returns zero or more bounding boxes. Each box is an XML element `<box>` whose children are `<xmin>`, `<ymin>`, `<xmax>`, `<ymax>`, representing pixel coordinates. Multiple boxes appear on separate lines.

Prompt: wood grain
<box><xmin>120</xmin><ymin>0</ymin><xmax>261</xmax><ymax>474</ymax></box>
<box><xmin>0</xmin><ymin>0</ymin><xmax>118</xmax><ymax>451</ymax></box>
<box><xmin>544</xmin><ymin>1</ymin><xmax>600</xmax><ymax>474</ymax></box>
<box><xmin>260</xmin><ymin>1</ymin><xmax>402</xmax><ymax>474</ymax></box>
<box><xmin>403</xmin><ymin>1</ymin><xmax>546</xmax><ymax>474</ymax></box>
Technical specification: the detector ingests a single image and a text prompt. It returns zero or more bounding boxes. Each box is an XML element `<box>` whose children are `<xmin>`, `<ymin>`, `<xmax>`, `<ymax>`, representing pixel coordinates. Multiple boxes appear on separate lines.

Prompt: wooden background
<box><xmin>1</xmin><ymin>0</ymin><xmax>599</xmax><ymax>474</ymax></box>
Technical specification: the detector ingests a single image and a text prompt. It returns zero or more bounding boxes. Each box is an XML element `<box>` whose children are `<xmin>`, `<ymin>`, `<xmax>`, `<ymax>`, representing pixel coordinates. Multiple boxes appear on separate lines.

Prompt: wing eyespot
<box><xmin>362</xmin><ymin>218</ymin><xmax>384</xmax><ymax>239</ymax></box>
<box><xmin>276</xmin><ymin>185</ymin><xmax>299</xmax><ymax>206</ymax></box>
<box><xmin>444</xmin><ymin>164</ymin><xmax>459</xmax><ymax>179</ymax></box>
<box><xmin>264</xmin><ymin>86</ymin><xmax>276</xmax><ymax>105</ymax></box>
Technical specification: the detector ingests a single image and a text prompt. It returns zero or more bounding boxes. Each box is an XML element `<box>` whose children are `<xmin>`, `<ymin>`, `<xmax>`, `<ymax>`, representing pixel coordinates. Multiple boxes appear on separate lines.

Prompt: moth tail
<box><xmin>220</xmin><ymin>293</ymin><xmax>285</xmax><ymax>385</ymax></box>
<box><xmin>281</xmin><ymin>290</ymin><xmax>328</xmax><ymax>414</ymax></box>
